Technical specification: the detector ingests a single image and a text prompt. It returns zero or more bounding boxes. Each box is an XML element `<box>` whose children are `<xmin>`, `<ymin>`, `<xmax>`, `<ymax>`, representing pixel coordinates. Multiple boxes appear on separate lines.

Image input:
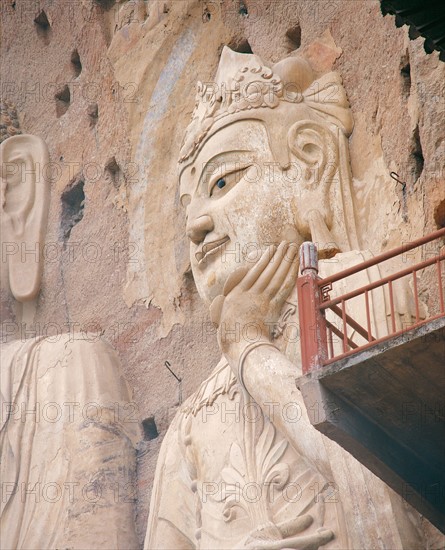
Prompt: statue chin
<box><xmin>191</xmin><ymin>247</ymin><xmax>254</xmax><ymax>308</ymax></box>
<box><xmin>192</xmin><ymin>267</ymin><xmax>225</xmax><ymax>308</ymax></box>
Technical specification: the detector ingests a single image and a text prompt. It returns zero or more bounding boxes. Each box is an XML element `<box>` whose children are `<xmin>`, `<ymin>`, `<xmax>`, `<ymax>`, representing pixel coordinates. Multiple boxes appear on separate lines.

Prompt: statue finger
<box><xmin>282</xmin><ymin>245</ymin><xmax>299</xmax><ymax>293</ymax></box>
<box><xmin>240</xmin><ymin>244</ymin><xmax>277</xmax><ymax>290</ymax></box>
<box><xmin>283</xmin><ymin>528</ymin><xmax>335</xmax><ymax>550</ymax></box>
<box><xmin>247</xmin><ymin>528</ymin><xmax>334</xmax><ymax>550</ymax></box>
<box><xmin>251</xmin><ymin>241</ymin><xmax>289</xmax><ymax>293</ymax></box>
<box><xmin>222</xmin><ymin>266</ymin><xmax>249</xmax><ymax>296</ymax></box>
<box><xmin>264</xmin><ymin>242</ymin><xmax>298</xmax><ymax>296</ymax></box>
<box><xmin>276</xmin><ymin>514</ymin><xmax>313</xmax><ymax>538</ymax></box>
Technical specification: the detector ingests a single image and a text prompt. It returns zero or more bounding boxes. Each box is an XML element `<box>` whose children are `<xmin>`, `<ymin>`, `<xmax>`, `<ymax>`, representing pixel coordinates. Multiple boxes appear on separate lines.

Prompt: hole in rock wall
<box><xmin>227</xmin><ymin>38</ymin><xmax>253</xmax><ymax>54</ymax></box>
<box><xmin>60</xmin><ymin>178</ymin><xmax>85</xmax><ymax>241</ymax></box>
<box><xmin>71</xmin><ymin>49</ymin><xmax>82</xmax><ymax>77</ymax></box>
<box><xmin>87</xmin><ymin>103</ymin><xmax>98</xmax><ymax>127</ymax></box>
<box><xmin>410</xmin><ymin>125</ymin><xmax>424</xmax><ymax>183</ymax></box>
<box><xmin>202</xmin><ymin>8</ymin><xmax>211</xmax><ymax>22</ymax></box>
<box><xmin>142</xmin><ymin>417</ymin><xmax>159</xmax><ymax>440</ymax></box>
<box><xmin>286</xmin><ymin>25</ymin><xmax>302</xmax><ymax>50</ymax></box>
<box><xmin>238</xmin><ymin>1</ymin><xmax>248</xmax><ymax>16</ymax></box>
<box><xmin>105</xmin><ymin>157</ymin><xmax>121</xmax><ymax>187</ymax></box>
<box><xmin>34</xmin><ymin>9</ymin><xmax>51</xmax><ymax>43</ymax></box>
<box><xmin>435</xmin><ymin>199</ymin><xmax>445</xmax><ymax>229</ymax></box>
<box><xmin>55</xmin><ymin>85</ymin><xmax>71</xmax><ymax>118</ymax></box>
<box><xmin>94</xmin><ymin>0</ymin><xmax>116</xmax><ymax>10</ymax></box>
<box><xmin>400</xmin><ymin>53</ymin><xmax>411</xmax><ymax>98</ymax></box>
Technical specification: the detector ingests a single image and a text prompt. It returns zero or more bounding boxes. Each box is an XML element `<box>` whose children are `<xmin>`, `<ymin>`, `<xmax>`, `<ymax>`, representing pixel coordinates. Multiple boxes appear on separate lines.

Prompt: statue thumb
<box><xmin>209</xmin><ymin>295</ymin><xmax>225</xmax><ymax>328</ymax></box>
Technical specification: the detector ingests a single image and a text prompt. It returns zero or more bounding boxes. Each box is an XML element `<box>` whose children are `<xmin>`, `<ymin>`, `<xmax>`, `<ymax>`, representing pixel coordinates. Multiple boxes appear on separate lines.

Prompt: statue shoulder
<box><xmin>180</xmin><ymin>357</ymin><xmax>237</xmax><ymax>417</ymax></box>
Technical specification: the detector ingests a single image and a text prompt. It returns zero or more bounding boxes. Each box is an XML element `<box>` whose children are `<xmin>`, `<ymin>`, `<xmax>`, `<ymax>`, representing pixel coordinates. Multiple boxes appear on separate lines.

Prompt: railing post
<box><xmin>297</xmin><ymin>242</ymin><xmax>328</xmax><ymax>374</ymax></box>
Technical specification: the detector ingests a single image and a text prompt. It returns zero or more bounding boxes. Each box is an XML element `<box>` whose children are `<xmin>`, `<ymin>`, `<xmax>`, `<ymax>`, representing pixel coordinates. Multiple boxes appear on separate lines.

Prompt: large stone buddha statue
<box><xmin>144</xmin><ymin>48</ymin><xmax>434</xmax><ymax>549</ymax></box>
<box><xmin>0</xmin><ymin>101</ymin><xmax>139</xmax><ymax>550</ymax></box>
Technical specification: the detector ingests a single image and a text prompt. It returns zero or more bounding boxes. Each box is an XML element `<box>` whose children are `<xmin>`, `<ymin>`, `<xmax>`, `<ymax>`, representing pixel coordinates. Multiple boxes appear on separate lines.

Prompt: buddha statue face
<box><xmin>180</xmin><ymin>119</ymin><xmax>306</xmax><ymax>305</ymax></box>
<box><xmin>179</xmin><ymin>48</ymin><xmax>355</xmax><ymax>306</ymax></box>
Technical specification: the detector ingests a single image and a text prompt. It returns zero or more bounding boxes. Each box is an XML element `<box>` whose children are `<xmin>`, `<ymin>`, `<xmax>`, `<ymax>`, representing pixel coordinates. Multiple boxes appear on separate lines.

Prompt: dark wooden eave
<box><xmin>381</xmin><ymin>0</ymin><xmax>445</xmax><ymax>61</ymax></box>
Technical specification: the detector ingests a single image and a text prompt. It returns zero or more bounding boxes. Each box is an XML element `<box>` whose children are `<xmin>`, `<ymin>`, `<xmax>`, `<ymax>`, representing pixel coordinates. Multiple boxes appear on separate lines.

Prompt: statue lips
<box><xmin>195</xmin><ymin>236</ymin><xmax>230</xmax><ymax>265</ymax></box>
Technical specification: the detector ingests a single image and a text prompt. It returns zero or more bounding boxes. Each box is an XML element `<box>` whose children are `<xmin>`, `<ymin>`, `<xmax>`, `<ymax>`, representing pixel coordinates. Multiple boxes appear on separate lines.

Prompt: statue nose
<box><xmin>186</xmin><ymin>215</ymin><xmax>214</xmax><ymax>245</ymax></box>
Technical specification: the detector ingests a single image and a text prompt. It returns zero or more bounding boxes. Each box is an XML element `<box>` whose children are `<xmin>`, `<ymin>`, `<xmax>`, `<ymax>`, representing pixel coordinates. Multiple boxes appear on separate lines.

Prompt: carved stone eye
<box><xmin>216</xmin><ymin>178</ymin><xmax>226</xmax><ymax>189</ymax></box>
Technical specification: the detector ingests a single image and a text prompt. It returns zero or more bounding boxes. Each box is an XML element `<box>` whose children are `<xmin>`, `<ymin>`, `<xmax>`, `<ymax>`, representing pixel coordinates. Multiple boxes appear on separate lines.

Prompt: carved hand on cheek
<box><xmin>209</xmin><ymin>241</ymin><xmax>299</xmax><ymax>375</ymax></box>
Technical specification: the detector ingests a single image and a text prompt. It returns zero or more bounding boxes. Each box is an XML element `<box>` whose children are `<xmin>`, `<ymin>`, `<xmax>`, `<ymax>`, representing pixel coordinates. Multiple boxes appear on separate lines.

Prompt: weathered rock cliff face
<box><xmin>1</xmin><ymin>0</ymin><xmax>443</xmax><ymax>545</ymax></box>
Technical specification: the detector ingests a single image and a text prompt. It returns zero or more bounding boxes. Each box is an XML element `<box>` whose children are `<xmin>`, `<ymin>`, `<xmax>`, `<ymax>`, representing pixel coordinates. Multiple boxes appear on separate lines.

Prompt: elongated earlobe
<box><xmin>0</xmin><ymin>134</ymin><xmax>50</xmax><ymax>302</ymax></box>
<box><xmin>287</xmin><ymin>120</ymin><xmax>341</xmax><ymax>255</ymax></box>
<box><xmin>306</xmin><ymin>209</ymin><xmax>339</xmax><ymax>259</ymax></box>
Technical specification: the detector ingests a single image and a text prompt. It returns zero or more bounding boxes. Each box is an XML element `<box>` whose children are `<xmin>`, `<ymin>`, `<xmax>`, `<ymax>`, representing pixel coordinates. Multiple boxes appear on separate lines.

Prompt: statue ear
<box><xmin>287</xmin><ymin>120</ymin><xmax>340</xmax><ymax>258</ymax></box>
<box><xmin>0</xmin><ymin>134</ymin><xmax>50</xmax><ymax>301</ymax></box>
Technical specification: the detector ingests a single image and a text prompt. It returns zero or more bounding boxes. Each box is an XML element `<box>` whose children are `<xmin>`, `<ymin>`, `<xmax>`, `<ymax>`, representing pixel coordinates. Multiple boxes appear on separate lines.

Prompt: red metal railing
<box><xmin>297</xmin><ymin>227</ymin><xmax>445</xmax><ymax>374</ymax></box>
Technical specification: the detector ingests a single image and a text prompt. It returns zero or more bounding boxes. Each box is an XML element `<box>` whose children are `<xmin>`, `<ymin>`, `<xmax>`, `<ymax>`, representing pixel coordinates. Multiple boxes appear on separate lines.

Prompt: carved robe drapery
<box><xmin>145</xmin><ymin>252</ymin><xmax>428</xmax><ymax>549</ymax></box>
<box><xmin>146</xmin><ymin>357</ymin><xmax>348</xmax><ymax>549</ymax></box>
<box><xmin>1</xmin><ymin>334</ymin><xmax>140</xmax><ymax>550</ymax></box>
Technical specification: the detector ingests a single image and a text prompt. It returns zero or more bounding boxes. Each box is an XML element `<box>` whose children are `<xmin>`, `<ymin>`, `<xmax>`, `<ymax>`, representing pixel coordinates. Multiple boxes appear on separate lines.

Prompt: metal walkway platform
<box><xmin>298</xmin><ymin>316</ymin><xmax>445</xmax><ymax>532</ymax></box>
<box><xmin>296</xmin><ymin>228</ymin><xmax>445</xmax><ymax>532</ymax></box>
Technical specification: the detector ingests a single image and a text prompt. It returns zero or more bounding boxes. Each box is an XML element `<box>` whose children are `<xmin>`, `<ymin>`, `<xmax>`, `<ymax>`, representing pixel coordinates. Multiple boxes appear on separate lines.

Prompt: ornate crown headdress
<box><xmin>179</xmin><ymin>47</ymin><xmax>353</xmax><ymax>165</ymax></box>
